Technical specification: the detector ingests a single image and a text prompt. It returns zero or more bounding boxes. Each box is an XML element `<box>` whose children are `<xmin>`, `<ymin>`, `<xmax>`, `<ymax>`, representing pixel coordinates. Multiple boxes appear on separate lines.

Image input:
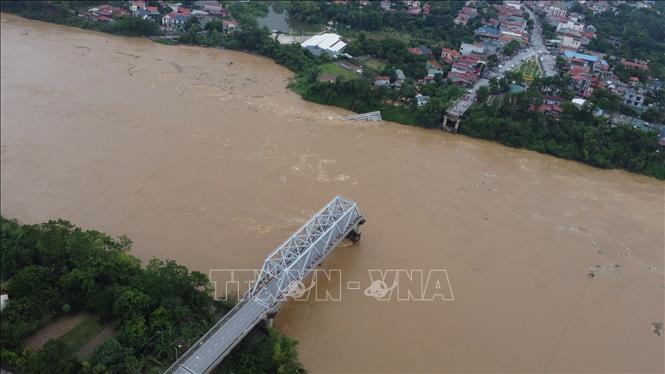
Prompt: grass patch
<box><xmin>513</xmin><ymin>57</ymin><xmax>542</xmax><ymax>80</ymax></box>
<box><xmin>318</xmin><ymin>62</ymin><xmax>356</xmax><ymax>80</ymax></box>
<box><xmin>380</xmin><ymin>104</ymin><xmax>419</xmax><ymax>125</ymax></box>
<box><xmin>363</xmin><ymin>58</ymin><xmax>387</xmax><ymax>71</ymax></box>
<box><xmin>355</xmin><ymin>56</ymin><xmax>387</xmax><ymax>72</ymax></box>
<box><xmin>57</xmin><ymin>316</ymin><xmax>105</xmax><ymax>355</ymax></box>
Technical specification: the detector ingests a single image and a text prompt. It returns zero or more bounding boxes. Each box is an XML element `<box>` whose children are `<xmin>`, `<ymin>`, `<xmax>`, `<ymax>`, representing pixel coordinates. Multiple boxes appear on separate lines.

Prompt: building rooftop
<box><xmin>301</xmin><ymin>33</ymin><xmax>347</xmax><ymax>54</ymax></box>
<box><xmin>563</xmin><ymin>50</ymin><xmax>599</xmax><ymax>62</ymax></box>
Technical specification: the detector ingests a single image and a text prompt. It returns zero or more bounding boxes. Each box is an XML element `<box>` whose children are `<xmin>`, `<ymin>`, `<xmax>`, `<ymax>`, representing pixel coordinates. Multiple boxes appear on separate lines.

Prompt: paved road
<box><xmin>524</xmin><ymin>5</ymin><xmax>557</xmax><ymax>77</ymax></box>
<box><xmin>171</xmin><ymin>290</ymin><xmax>269</xmax><ymax>373</ymax></box>
<box><xmin>447</xmin><ymin>5</ymin><xmax>557</xmax><ymax>119</ymax></box>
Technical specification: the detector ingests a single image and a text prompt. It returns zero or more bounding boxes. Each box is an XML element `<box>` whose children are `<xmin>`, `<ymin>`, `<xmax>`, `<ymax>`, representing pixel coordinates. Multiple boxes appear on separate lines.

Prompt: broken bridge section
<box><xmin>165</xmin><ymin>195</ymin><xmax>365</xmax><ymax>374</ymax></box>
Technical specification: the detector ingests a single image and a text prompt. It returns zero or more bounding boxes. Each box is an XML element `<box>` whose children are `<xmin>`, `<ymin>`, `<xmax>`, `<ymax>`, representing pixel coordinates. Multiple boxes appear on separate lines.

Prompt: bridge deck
<box><xmin>166</xmin><ymin>196</ymin><xmax>363</xmax><ymax>374</ymax></box>
<box><xmin>343</xmin><ymin>111</ymin><xmax>382</xmax><ymax>121</ymax></box>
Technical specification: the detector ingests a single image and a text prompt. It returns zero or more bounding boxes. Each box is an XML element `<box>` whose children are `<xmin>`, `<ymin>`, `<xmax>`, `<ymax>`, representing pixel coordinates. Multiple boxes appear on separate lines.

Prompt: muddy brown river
<box><xmin>1</xmin><ymin>15</ymin><xmax>664</xmax><ymax>373</ymax></box>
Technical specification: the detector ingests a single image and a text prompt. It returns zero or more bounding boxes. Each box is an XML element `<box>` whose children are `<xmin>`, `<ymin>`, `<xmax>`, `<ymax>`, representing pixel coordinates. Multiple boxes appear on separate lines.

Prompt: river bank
<box><xmin>2</xmin><ymin>14</ymin><xmax>663</xmax><ymax>372</ymax></box>
<box><xmin>2</xmin><ymin>2</ymin><xmax>664</xmax><ymax>180</ymax></box>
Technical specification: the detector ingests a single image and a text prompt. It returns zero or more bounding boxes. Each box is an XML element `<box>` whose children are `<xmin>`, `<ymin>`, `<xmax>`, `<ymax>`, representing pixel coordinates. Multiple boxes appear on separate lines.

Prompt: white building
<box><xmin>505</xmin><ymin>1</ymin><xmax>522</xmax><ymax>10</ymax></box>
<box><xmin>560</xmin><ymin>36</ymin><xmax>581</xmax><ymax>51</ymax></box>
<box><xmin>556</xmin><ymin>20</ymin><xmax>584</xmax><ymax>33</ymax></box>
<box><xmin>395</xmin><ymin>69</ymin><xmax>406</xmax><ymax>87</ymax></box>
<box><xmin>548</xmin><ymin>6</ymin><xmax>567</xmax><ymax>17</ymax></box>
<box><xmin>415</xmin><ymin>94</ymin><xmax>430</xmax><ymax>107</ymax></box>
<box><xmin>374</xmin><ymin>75</ymin><xmax>391</xmax><ymax>86</ymax></box>
<box><xmin>572</xmin><ymin>97</ymin><xmax>587</xmax><ymax>108</ymax></box>
<box><xmin>130</xmin><ymin>0</ymin><xmax>146</xmax><ymax>12</ymax></box>
<box><xmin>301</xmin><ymin>33</ymin><xmax>347</xmax><ymax>57</ymax></box>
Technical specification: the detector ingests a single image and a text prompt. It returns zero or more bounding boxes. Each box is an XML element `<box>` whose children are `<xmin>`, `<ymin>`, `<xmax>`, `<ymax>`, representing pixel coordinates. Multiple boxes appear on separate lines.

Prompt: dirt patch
<box><xmin>76</xmin><ymin>325</ymin><xmax>115</xmax><ymax>360</ymax></box>
<box><xmin>22</xmin><ymin>313</ymin><xmax>89</xmax><ymax>350</ymax></box>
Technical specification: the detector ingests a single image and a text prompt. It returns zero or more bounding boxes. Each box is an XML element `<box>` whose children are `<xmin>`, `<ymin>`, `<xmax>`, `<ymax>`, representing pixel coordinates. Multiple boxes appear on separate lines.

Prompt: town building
<box><xmin>130</xmin><ymin>0</ymin><xmax>146</xmax><ymax>12</ymax></box>
<box><xmin>374</xmin><ymin>76</ymin><xmax>391</xmax><ymax>86</ymax></box>
<box><xmin>441</xmin><ymin>48</ymin><xmax>462</xmax><ymax>65</ymax></box>
<box><xmin>623</xmin><ymin>88</ymin><xmax>646</xmax><ymax>109</ymax></box>
<box><xmin>415</xmin><ymin>93</ymin><xmax>430</xmax><ymax>106</ymax></box>
<box><xmin>195</xmin><ymin>0</ymin><xmax>225</xmax><ymax>16</ymax></box>
<box><xmin>395</xmin><ymin>69</ymin><xmax>406</xmax><ymax>87</ymax></box>
<box><xmin>559</xmin><ymin>36</ymin><xmax>581</xmax><ymax>51</ymax></box>
<box><xmin>222</xmin><ymin>19</ymin><xmax>238</xmax><ymax>32</ymax></box>
<box><xmin>475</xmin><ymin>25</ymin><xmax>501</xmax><ymax>39</ymax></box>
<box><xmin>620</xmin><ymin>59</ymin><xmax>649</xmax><ymax>71</ymax></box>
<box><xmin>460</xmin><ymin>42</ymin><xmax>484</xmax><ymax>56</ymax></box>
<box><xmin>408</xmin><ymin>46</ymin><xmax>432</xmax><ymax>57</ymax></box>
<box><xmin>162</xmin><ymin>12</ymin><xmax>191</xmax><ymax>27</ymax></box>
<box><xmin>301</xmin><ymin>33</ymin><xmax>347</xmax><ymax>57</ymax></box>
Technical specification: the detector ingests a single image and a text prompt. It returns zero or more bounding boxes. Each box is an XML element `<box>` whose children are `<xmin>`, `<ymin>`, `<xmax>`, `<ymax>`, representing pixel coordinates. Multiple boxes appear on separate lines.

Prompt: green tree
<box><xmin>20</xmin><ymin>341</ymin><xmax>80</xmax><ymax>374</ymax></box>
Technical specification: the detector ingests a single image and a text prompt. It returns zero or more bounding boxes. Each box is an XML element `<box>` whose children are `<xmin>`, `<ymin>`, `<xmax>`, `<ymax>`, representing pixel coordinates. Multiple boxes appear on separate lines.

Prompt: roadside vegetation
<box><xmin>0</xmin><ymin>217</ymin><xmax>304</xmax><ymax>373</ymax></box>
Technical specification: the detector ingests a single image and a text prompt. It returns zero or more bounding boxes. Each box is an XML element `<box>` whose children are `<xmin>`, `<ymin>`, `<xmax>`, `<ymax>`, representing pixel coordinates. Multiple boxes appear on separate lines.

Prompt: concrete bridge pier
<box><xmin>442</xmin><ymin>114</ymin><xmax>461</xmax><ymax>133</ymax></box>
<box><xmin>266</xmin><ymin>312</ymin><xmax>277</xmax><ymax>328</ymax></box>
<box><xmin>346</xmin><ymin>218</ymin><xmax>366</xmax><ymax>243</ymax></box>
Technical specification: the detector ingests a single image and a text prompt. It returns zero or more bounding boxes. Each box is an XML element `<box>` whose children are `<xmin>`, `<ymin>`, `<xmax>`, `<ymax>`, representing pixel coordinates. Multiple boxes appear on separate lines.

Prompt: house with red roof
<box><xmin>374</xmin><ymin>76</ymin><xmax>391</xmax><ymax>86</ymax></box>
<box><xmin>538</xmin><ymin>103</ymin><xmax>563</xmax><ymax>117</ymax></box>
<box><xmin>621</xmin><ymin>59</ymin><xmax>649</xmax><ymax>71</ymax></box>
<box><xmin>222</xmin><ymin>19</ymin><xmax>239</xmax><ymax>32</ymax></box>
<box><xmin>441</xmin><ymin>48</ymin><xmax>462</xmax><ymax>65</ymax></box>
<box><xmin>407</xmin><ymin>6</ymin><xmax>421</xmax><ymax>15</ymax></box>
<box><xmin>454</xmin><ymin>12</ymin><xmax>470</xmax><ymax>25</ymax></box>
<box><xmin>130</xmin><ymin>1</ymin><xmax>146</xmax><ymax>12</ymax></box>
<box><xmin>422</xmin><ymin>3</ymin><xmax>431</xmax><ymax>16</ymax></box>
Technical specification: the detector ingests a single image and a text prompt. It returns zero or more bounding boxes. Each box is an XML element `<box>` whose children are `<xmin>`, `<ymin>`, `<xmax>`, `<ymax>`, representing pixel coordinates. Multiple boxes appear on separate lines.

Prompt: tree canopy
<box><xmin>0</xmin><ymin>217</ymin><xmax>304</xmax><ymax>373</ymax></box>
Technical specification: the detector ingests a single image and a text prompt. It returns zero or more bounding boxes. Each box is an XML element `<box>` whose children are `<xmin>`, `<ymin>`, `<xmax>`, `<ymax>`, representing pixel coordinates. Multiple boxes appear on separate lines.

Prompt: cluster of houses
<box><xmin>377</xmin><ymin>0</ymin><xmax>431</xmax><ymax>16</ymax></box>
<box><xmin>528</xmin><ymin>1</ymin><xmax>597</xmax><ymax>53</ymax></box>
<box><xmin>534</xmin><ymin>47</ymin><xmax>661</xmax><ymax>129</ymax></box>
<box><xmin>85</xmin><ymin>4</ymin><xmax>130</xmax><ymax>22</ymax></box>
<box><xmin>454</xmin><ymin>4</ymin><xmax>477</xmax><ymax>26</ymax></box>
<box><xmin>334</xmin><ymin>0</ymin><xmax>432</xmax><ymax>16</ymax></box>
<box><xmin>444</xmin><ymin>48</ymin><xmax>483</xmax><ymax>86</ymax></box>
<box><xmin>84</xmin><ymin>1</ymin><xmax>238</xmax><ymax>34</ymax></box>
<box><xmin>455</xmin><ymin>1</ymin><xmax>529</xmax><ymax>45</ymax></box>
<box><xmin>492</xmin><ymin>1</ymin><xmax>530</xmax><ymax>44</ymax></box>
<box><xmin>443</xmin><ymin>1</ymin><xmax>531</xmax><ymax>86</ymax></box>
<box><xmin>560</xmin><ymin>49</ymin><xmax>659</xmax><ymax>112</ymax></box>
<box><xmin>373</xmin><ymin>70</ymin><xmax>430</xmax><ymax>107</ymax></box>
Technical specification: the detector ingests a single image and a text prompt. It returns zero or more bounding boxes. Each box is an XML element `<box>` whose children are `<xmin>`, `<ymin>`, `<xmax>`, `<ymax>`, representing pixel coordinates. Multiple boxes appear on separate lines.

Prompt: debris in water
<box><xmin>651</xmin><ymin>321</ymin><xmax>663</xmax><ymax>336</ymax></box>
<box><xmin>587</xmin><ymin>264</ymin><xmax>601</xmax><ymax>279</ymax></box>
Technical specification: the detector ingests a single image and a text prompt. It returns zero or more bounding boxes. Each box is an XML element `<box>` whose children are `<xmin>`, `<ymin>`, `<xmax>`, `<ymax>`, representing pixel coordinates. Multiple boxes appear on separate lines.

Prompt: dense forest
<box><xmin>0</xmin><ymin>217</ymin><xmax>304</xmax><ymax>373</ymax></box>
<box><xmin>583</xmin><ymin>2</ymin><xmax>665</xmax><ymax>81</ymax></box>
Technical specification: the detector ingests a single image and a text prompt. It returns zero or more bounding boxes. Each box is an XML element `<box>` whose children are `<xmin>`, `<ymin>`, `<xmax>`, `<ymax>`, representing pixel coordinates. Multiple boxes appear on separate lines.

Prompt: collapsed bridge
<box><xmin>165</xmin><ymin>195</ymin><xmax>365</xmax><ymax>374</ymax></box>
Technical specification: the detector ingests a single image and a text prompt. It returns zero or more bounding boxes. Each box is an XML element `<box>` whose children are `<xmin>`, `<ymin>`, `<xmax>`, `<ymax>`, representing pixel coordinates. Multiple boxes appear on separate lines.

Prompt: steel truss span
<box><xmin>165</xmin><ymin>195</ymin><xmax>364</xmax><ymax>374</ymax></box>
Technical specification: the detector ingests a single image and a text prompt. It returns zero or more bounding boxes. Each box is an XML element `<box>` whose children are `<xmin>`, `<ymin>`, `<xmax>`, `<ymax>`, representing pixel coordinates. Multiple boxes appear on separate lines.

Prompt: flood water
<box><xmin>257</xmin><ymin>3</ymin><xmax>319</xmax><ymax>34</ymax></box>
<box><xmin>1</xmin><ymin>15</ymin><xmax>664</xmax><ymax>373</ymax></box>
